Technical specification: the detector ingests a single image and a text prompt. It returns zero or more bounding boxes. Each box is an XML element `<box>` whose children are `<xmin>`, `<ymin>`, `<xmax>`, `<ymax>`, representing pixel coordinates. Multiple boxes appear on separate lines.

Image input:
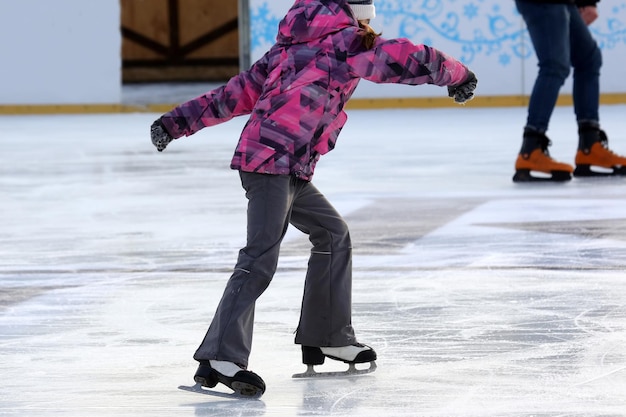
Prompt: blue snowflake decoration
<box><xmin>250</xmin><ymin>3</ymin><xmax>282</xmax><ymax>50</ymax></box>
<box><xmin>249</xmin><ymin>0</ymin><xmax>626</xmax><ymax>66</ymax></box>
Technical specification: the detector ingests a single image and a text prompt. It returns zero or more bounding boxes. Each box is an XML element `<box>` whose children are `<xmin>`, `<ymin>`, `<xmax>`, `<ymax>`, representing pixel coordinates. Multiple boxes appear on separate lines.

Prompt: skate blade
<box><xmin>179</xmin><ymin>383</ymin><xmax>226</xmax><ymax>396</ymax></box>
<box><xmin>513</xmin><ymin>169</ymin><xmax>572</xmax><ymax>183</ymax></box>
<box><xmin>178</xmin><ymin>383</ymin><xmax>263</xmax><ymax>399</ymax></box>
<box><xmin>574</xmin><ymin>164</ymin><xmax>626</xmax><ymax>177</ymax></box>
<box><xmin>292</xmin><ymin>361</ymin><xmax>377</xmax><ymax>379</ymax></box>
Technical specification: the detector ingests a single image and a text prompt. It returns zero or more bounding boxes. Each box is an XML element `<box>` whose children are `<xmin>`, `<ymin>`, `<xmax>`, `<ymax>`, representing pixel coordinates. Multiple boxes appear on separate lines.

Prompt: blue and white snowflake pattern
<box><xmin>249</xmin><ymin>0</ymin><xmax>626</xmax><ymax>66</ymax></box>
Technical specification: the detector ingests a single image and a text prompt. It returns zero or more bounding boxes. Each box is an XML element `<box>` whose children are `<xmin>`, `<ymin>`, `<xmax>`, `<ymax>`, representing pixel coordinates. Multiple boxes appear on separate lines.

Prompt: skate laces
<box><xmin>597</xmin><ymin>134</ymin><xmax>616</xmax><ymax>155</ymax></box>
<box><xmin>538</xmin><ymin>136</ymin><xmax>556</xmax><ymax>159</ymax></box>
<box><xmin>581</xmin><ymin>129</ymin><xmax>613</xmax><ymax>154</ymax></box>
<box><xmin>585</xmin><ymin>132</ymin><xmax>620</xmax><ymax>159</ymax></box>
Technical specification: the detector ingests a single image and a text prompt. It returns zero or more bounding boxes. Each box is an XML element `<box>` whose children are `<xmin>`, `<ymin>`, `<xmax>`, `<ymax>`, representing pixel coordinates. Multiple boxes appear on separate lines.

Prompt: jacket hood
<box><xmin>277</xmin><ymin>0</ymin><xmax>357</xmax><ymax>45</ymax></box>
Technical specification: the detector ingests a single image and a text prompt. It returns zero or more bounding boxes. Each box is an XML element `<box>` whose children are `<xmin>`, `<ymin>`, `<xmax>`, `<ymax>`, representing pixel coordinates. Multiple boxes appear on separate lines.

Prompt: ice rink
<box><xmin>1</xmin><ymin>103</ymin><xmax>626</xmax><ymax>416</ymax></box>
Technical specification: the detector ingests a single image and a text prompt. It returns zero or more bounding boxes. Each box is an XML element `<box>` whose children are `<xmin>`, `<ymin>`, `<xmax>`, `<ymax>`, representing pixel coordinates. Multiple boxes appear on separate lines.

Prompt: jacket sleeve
<box><xmin>346</xmin><ymin>36</ymin><xmax>471</xmax><ymax>88</ymax></box>
<box><xmin>160</xmin><ymin>52</ymin><xmax>270</xmax><ymax>139</ymax></box>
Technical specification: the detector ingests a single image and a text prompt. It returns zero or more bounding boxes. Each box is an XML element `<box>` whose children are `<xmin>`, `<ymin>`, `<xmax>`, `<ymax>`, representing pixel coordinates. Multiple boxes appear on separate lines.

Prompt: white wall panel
<box><xmin>0</xmin><ymin>0</ymin><xmax>121</xmax><ymax>105</ymax></box>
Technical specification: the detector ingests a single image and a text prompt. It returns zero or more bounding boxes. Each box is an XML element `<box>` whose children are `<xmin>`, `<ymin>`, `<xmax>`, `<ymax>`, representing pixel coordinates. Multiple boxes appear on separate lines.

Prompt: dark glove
<box><xmin>151</xmin><ymin>119</ymin><xmax>173</xmax><ymax>152</ymax></box>
<box><xmin>448</xmin><ymin>71</ymin><xmax>477</xmax><ymax>104</ymax></box>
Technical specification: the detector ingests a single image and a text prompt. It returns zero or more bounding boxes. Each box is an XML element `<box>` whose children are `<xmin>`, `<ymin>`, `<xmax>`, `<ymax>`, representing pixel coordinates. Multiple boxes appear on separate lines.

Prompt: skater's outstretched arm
<box><xmin>346</xmin><ymin>37</ymin><xmax>470</xmax><ymax>86</ymax></box>
<box><xmin>346</xmin><ymin>35</ymin><xmax>477</xmax><ymax>103</ymax></box>
<box><xmin>151</xmin><ymin>52</ymin><xmax>271</xmax><ymax>150</ymax></box>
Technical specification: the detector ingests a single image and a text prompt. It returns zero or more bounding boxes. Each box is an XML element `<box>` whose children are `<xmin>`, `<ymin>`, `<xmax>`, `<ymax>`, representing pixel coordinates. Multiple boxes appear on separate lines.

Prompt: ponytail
<box><xmin>358</xmin><ymin>22</ymin><xmax>381</xmax><ymax>50</ymax></box>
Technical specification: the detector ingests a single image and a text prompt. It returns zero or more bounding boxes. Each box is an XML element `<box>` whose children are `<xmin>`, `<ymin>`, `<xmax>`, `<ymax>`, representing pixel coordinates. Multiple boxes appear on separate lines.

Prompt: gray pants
<box><xmin>193</xmin><ymin>172</ymin><xmax>356</xmax><ymax>367</ymax></box>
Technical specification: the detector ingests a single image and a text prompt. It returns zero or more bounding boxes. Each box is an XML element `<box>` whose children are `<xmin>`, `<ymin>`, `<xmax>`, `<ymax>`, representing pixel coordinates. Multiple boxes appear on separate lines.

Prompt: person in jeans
<box><xmin>513</xmin><ymin>0</ymin><xmax>626</xmax><ymax>182</ymax></box>
<box><xmin>150</xmin><ymin>0</ymin><xmax>477</xmax><ymax>397</ymax></box>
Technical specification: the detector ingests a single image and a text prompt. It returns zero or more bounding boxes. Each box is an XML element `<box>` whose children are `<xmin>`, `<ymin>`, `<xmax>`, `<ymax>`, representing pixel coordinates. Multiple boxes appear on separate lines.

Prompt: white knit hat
<box><xmin>347</xmin><ymin>0</ymin><xmax>376</xmax><ymax>21</ymax></box>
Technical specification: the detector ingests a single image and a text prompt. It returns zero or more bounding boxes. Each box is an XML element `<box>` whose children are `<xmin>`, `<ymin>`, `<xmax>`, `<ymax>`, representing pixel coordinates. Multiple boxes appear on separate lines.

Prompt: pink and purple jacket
<box><xmin>160</xmin><ymin>0</ymin><xmax>472</xmax><ymax>181</ymax></box>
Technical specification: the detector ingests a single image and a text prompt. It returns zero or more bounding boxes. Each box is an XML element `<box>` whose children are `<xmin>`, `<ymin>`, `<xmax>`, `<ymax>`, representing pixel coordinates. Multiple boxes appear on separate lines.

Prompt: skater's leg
<box><xmin>513</xmin><ymin>1</ymin><xmax>574</xmax><ymax>182</ymax></box>
<box><xmin>289</xmin><ymin>180</ymin><xmax>356</xmax><ymax>347</ymax></box>
<box><xmin>569</xmin><ymin>5</ymin><xmax>601</xmax><ymax>126</ymax></box>
<box><xmin>567</xmin><ymin>8</ymin><xmax>626</xmax><ymax>175</ymax></box>
<box><xmin>515</xmin><ymin>1</ymin><xmax>571</xmax><ymax>133</ymax></box>
<box><xmin>194</xmin><ymin>173</ymin><xmax>295</xmax><ymax>367</ymax></box>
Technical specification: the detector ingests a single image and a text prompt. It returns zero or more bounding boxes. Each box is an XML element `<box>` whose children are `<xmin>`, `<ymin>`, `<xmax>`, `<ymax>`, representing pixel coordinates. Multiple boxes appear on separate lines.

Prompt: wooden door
<box><xmin>121</xmin><ymin>0</ymin><xmax>239</xmax><ymax>82</ymax></box>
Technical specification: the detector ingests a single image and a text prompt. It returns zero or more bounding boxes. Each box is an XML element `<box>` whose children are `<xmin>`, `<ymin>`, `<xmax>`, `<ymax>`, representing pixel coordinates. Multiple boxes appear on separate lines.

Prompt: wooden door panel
<box><xmin>121</xmin><ymin>0</ymin><xmax>239</xmax><ymax>82</ymax></box>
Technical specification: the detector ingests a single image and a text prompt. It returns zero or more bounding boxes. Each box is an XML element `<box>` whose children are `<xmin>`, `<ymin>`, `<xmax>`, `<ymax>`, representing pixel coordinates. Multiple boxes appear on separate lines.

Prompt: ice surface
<box><xmin>1</xmin><ymin>103</ymin><xmax>626</xmax><ymax>416</ymax></box>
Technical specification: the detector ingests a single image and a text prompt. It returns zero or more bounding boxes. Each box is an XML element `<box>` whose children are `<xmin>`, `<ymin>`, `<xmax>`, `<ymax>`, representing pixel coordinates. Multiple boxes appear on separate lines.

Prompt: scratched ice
<box><xmin>1</xmin><ymin>100</ymin><xmax>626</xmax><ymax>416</ymax></box>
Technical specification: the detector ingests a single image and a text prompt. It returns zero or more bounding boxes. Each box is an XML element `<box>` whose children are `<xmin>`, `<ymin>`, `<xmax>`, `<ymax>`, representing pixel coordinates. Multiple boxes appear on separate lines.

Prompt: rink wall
<box><xmin>249</xmin><ymin>0</ymin><xmax>626</xmax><ymax>100</ymax></box>
<box><xmin>0</xmin><ymin>0</ymin><xmax>121</xmax><ymax>107</ymax></box>
<box><xmin>1</xmin><ymin>0</ymin><xmax>626</xmax><ymax>113</ymax></box>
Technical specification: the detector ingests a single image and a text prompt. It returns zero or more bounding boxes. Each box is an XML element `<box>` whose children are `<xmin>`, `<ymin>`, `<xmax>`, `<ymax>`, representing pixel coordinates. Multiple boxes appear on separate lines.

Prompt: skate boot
<box><xmin>293</xmin><ymin>343</ymin><xmax>377</xmax><ymax>378</ymax></box>
<box><xmin>513</xmin><ymin>128</ymin><xmax>573</xmax><ymax>182</ymax></box>
<box><xmin>574</xmin><ymin>123</ymin><xmax>626</xmax><ymax>177</ymax></box>
<box><xmin>193</xmin><ymin>360</ymin><xmax>265</xmax><ymax>397</ymax></box>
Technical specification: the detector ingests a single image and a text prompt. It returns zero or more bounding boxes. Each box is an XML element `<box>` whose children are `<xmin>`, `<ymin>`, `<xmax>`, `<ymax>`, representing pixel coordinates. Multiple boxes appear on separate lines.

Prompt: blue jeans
<box><xmin>515</xmin><ymin>0</ymin><xmax>602</xmax><ymax>132</ymax></box>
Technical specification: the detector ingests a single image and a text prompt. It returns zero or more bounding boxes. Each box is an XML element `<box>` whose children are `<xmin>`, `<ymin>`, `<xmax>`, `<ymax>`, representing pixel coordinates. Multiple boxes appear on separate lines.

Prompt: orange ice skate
<box><xmin>513</xmin><ymin>129</ymin><xmax>573</xmax><ymax>182</ymax></box>
<box><xmin>574</xmin><ymin>129</ymin><xmax>626</xmax><ymax>177</ymax></box>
